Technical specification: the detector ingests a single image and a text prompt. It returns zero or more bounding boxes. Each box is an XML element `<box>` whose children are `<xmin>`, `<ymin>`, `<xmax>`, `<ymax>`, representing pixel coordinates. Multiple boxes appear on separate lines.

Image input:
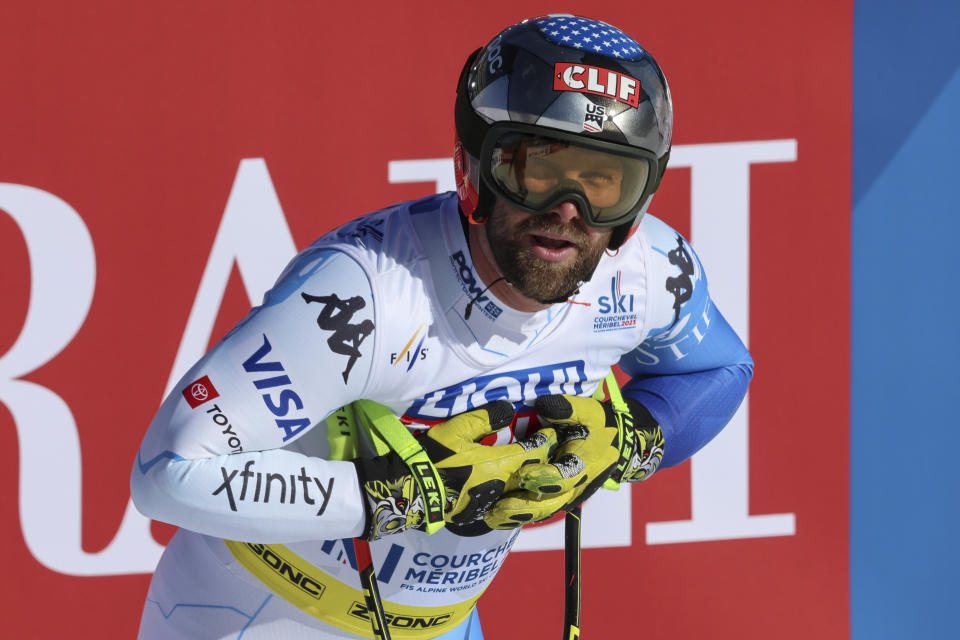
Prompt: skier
<box><xmin>132</xmin><ymin>13</ymin><xmax>752</xmax><ymax>639</ymax></box>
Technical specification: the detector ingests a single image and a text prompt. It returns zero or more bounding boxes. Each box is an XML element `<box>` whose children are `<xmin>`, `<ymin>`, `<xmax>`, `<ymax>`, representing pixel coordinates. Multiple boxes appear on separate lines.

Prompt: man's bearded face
<box><xmin>484</xmin><ymin>200</ymin><xmax>612</xmax><ymax>303</ymax></box>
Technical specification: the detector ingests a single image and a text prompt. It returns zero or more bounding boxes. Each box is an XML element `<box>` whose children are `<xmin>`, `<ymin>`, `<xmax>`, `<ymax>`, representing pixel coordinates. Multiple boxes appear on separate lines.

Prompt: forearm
<box><xmin>131</xmin><ymin>448</ymin><xmax>366</xmax><ymax>542</ymax></box>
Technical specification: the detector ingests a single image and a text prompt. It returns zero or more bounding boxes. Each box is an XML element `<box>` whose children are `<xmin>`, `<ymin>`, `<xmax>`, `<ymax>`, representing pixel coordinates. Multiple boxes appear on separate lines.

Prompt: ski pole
<box><xmin>354</xmin><ymin>538</ymin><xmax>392</xmax><ymax>640</ymax></box>
<box><xmin>564</xmin><ymin>506</ymin><xmax>582</xmax><ymax>640</ymax></box>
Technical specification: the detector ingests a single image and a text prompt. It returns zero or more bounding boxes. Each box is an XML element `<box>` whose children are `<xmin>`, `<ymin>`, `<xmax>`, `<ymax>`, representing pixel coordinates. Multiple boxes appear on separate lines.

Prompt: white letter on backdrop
<box><xmin>388</xmin><ymin>159</ymin><xmax>456</xmax><ymax>194</ymax></box>
<box><xmin>0</xmin><ymin>184</ymin><xmax>164</xmax><ymax>575</ymax></box>
<box><xmin>646</xmin><ymin>139</ymin><xmax>798</xmax><ymax>544</ymax></box>
<box><xmin>3</xmin><ymin>159</ymin><xmax>299</xmax><ymax>576</ymax></box>
<box><xmin>164</xmin><ymin>159</ymin><xmax>298</xmax><ymax>395</ymax></box>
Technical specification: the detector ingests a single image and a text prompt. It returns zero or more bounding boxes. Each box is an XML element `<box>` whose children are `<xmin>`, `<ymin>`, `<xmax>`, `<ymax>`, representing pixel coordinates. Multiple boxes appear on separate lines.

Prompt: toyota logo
<box><xmin>182</xmin><ymin>375</ymin><xmax>219</xmax><ymax>408</ymax></box>
<box><xmin>190</xmin><ymin>383</ymin><xmax>209</xmax><ymax>401</ymax></box>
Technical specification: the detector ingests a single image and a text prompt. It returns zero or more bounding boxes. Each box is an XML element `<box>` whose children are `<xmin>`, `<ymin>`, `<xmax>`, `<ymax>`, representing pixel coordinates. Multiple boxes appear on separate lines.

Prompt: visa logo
<box><xmin>242</xmin><ymin>334</ymin><xmax>311</xmax><ymax>442</ymax></box>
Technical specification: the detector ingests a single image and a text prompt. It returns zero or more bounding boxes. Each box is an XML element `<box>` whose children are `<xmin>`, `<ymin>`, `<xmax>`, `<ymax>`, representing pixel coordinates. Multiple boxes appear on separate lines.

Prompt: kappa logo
<box><xmin>666</xmin><ymin>234</ymin><xmax>695</xmax><ymax>327</ymax></box>
<box><xmin>553</xmin><ymin>62</ymin><xmax>641</xmax><ymax>108</ymax></box>
<box><xmin>182</xmin><ymin>375</ymin><xmax>219</xmax><ymax>408</ymax></box>
<box><xmin>633</xmin><ymin>233</ymin><xmax>711</xmax><ymax>365</ymax></box>
<box><xmin>301</xmin><ymin>292</ymin><xmax>375</xmax><ymax>383</ymax></box>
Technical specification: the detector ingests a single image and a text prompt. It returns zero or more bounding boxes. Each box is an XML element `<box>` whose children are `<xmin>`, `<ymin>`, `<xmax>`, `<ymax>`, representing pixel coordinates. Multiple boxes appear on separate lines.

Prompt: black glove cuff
<box><xmin>351</xmin><ymin>458</ymin><xmax>376</xmax><ymax>540</ymax></box>
<box><xmin>602</xmin><ymin>396</ymin><xmax>657</xmax><ymax>430</ymax></box>
<box><xmin>603</xmin><ymin>395</ymin><xmax>665</xmax><ymax>483</ymax></box>
<box><xmin>352</xmin><ymin>453</ymin><xmax>406</xmax><ymax>541</ymax></box>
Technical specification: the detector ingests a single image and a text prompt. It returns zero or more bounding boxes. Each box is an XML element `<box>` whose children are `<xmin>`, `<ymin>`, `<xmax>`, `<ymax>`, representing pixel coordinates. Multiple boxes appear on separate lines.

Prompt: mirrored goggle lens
<box><xmin>488</xmin><ymin>133</ymin><xmax>651</xmax><ymax>224</ymax></box>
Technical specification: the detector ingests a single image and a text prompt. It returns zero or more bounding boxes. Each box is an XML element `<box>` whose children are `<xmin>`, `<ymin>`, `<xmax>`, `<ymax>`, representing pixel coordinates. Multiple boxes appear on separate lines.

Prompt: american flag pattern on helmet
<box><xmin>533</xmin><ymin>15</ymin><xmax>645</xmax><ymax>61</ymax></box>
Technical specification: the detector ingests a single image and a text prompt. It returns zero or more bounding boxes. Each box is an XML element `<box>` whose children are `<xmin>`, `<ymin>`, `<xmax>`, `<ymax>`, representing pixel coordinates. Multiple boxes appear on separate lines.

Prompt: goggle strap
<box><xmin>454</xmin><ymin>48</ymin><xmax>488</xmax><ymax>158</ymax></box>
<box><xmin>469</xmin><ymin>181</ymin><xmax>498</xmax><ymax>224</ymax></box>
<box><xmin>653</xmin><ymin>146</ymin><xmax>671</xmax><ymax>191</ymax></box>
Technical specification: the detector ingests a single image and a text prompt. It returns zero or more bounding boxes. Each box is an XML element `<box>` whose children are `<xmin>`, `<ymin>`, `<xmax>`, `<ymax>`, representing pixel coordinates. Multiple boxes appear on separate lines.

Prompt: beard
<box><xmin>484</xmin><ymin>203</ymin><xmax>610</xmax><ymax>304</ymax></box>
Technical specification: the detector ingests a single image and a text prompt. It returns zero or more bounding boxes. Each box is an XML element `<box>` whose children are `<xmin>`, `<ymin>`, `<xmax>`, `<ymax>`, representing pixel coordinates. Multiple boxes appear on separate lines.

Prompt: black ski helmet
<box><xmin>454</xmin><ymin>14</ymin><xmax>673</xmax><ymax>249</ymax></box>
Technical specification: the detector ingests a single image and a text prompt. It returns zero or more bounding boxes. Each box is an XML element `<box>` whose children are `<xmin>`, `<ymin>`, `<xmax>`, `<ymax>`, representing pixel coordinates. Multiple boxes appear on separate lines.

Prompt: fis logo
<box><xmin>390</xmin><ymin>324</ymin><xmax>428</xmax><ymax>372</ymax></box>
<box><xmin>553</xmin><ymin>62</ymin><xmax>641</xmax><ymax>108</ymax></box>
<box><xmin>594</xmin><ymin>271</ymin><xmax>638</xmax><ymax>333</ymax></box>
<box><xmin>242</xmin><ymin>334</ymin><xmax>312</xmax><ymax>441</ymax></box>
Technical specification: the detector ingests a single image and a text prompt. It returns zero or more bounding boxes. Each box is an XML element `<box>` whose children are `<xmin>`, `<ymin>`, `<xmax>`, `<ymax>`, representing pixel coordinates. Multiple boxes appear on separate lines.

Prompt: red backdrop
<box><xmin>0</xmin><ymin>1</ymin><xmax>850</xmax><ymax>637</ymax></box>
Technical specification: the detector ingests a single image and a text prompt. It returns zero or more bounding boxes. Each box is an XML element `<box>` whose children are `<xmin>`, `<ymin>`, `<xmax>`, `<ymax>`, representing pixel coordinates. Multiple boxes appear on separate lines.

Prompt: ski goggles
<box><xmin>478</xmin><ymin>123</ymin><xmax>659</xmax><ymax>227</ymax></box>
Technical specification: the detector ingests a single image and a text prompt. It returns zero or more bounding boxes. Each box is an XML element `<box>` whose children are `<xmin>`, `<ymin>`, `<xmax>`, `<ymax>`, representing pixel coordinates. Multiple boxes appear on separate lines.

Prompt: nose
<box><xmin>551</xmin><ymin>200</ymin><xmax>581</xmax><ymax>224</ymax></box>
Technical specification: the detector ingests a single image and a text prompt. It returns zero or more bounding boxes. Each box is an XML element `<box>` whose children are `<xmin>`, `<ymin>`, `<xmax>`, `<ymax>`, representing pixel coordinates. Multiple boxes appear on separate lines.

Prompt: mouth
<box><xmin>528</xmin><ymin>232</ymin><xmax>579</xmax><ymax>262</ymax></box>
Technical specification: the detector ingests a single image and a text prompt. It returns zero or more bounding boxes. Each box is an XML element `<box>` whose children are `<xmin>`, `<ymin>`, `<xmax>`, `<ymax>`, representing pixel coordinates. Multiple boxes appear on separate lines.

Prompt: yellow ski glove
<box><xmin>354</xmin><ymin>400</ymin><xmax>558</xmax><ymax>539</ymax></box>
<box><xmin>485</xmin><ymin>394</ymin><xmax>664</xmax><ymax>529</ymax></box>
